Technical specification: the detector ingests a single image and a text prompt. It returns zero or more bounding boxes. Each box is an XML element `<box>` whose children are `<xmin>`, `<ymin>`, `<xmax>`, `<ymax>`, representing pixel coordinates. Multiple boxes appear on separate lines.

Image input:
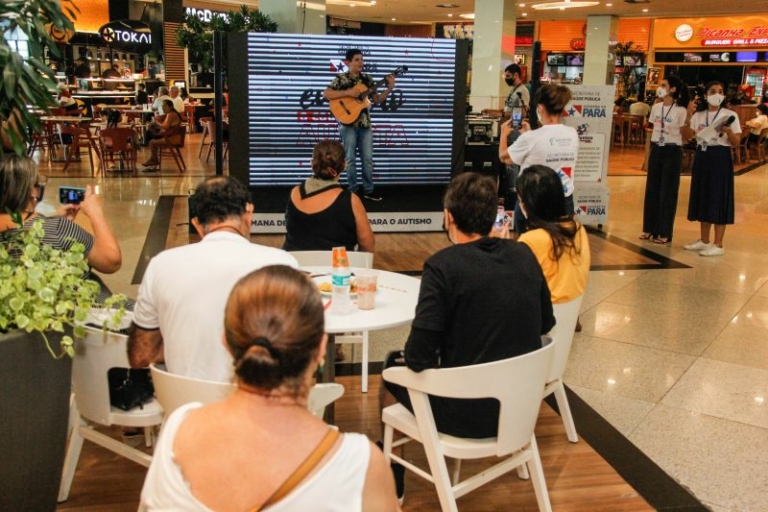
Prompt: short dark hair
<box><xmin>758</xmin><ymin>103</ymin><xmax>768</xmax><ymax>116</ymax></box>
<box><xmin>505</xmin><ymin>64</ymin><xmax>521</xmax><ymax>75</ymax></box>
<box><xmin>161</xmin><ymin>99</ymin><xmax>175</xmax><ymax>112</ymax></box>
<box><xmin>345</xmin><ymin>49</ymin><xmax>362</xmax><ymax>62</ymax></box>
<box><xmin>190</xmin><ymin>176</ymin><xmax>251</xmax><ymax>227</ymax></box>
<box><xmin>443</xmin><ymin>172</ymin><xmax>497</xmax><ymax>236</ymax></box>
<box><xmin>535</xmin><ymin>84</ymin><xmax>572</xmax><ymax>116</ymax></box>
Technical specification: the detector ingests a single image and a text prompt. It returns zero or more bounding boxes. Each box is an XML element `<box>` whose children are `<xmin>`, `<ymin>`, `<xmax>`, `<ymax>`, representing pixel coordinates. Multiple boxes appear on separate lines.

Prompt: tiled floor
<box><xmin>36</xmin><ymin>145</ymin><xmax>768</xmax><ymax>511</ymax></box>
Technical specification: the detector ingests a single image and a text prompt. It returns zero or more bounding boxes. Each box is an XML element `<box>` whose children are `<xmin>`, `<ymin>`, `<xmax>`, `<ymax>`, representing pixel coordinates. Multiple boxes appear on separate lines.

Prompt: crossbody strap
<box><xmin>252</xmin><ymin>429</ymin><xmax>341</xmax><ymax>511</ymax></box>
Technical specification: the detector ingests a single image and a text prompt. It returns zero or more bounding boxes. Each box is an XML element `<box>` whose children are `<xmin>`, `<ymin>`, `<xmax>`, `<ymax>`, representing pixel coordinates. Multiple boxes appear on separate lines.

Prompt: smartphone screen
<box><xmin>58</xmin><ymin>186</ymin><xmax>86</xmax><ymax>205</ymax></box>
<box><xmin>494</xmin><ymin>205</ymin><xmax>506</xmax><ymax>229</ymax></box>
<box><xmin>511</xmin><ymin>107</ymin><xmax>524</xmax><ymax>129</ymax></box>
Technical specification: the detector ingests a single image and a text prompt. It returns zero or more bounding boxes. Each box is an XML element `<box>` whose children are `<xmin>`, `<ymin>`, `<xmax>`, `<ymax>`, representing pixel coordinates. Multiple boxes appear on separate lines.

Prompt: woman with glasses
<box><xmin>0</xmin><ymin>154</ymin><xmax>122</xmax><ymax>298</ymax></box>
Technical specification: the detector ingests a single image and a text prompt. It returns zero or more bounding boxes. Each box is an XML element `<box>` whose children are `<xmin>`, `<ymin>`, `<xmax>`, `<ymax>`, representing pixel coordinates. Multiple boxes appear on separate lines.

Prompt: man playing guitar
<box><xmin>323</xmin><ymin>49</ymin><xmax>395</xmax><ymax>202</ymax></box>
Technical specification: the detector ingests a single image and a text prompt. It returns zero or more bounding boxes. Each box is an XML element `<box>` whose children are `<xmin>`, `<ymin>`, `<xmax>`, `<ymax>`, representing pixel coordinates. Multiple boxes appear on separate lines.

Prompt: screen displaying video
<box><xmin>230</xmin><ymin>33</ymin><xmax>465</xmax><ymax>187</ymax></box>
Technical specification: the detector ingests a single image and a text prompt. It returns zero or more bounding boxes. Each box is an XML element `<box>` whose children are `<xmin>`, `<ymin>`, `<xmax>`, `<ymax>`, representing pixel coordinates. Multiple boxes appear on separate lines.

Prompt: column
<box><xmin>260</xmin><ymin>0</ymin><xmax>327</xmax><ymax>35</ymax></box>
<box><xmin>469</xmin><ymin>0</ymin><xmax>516</xmax><ymax>111</ymax></box>
<box><xmin>583</xmin><ymin>15</ymin><xmax>618</xmax><ymax>86</ymax></box>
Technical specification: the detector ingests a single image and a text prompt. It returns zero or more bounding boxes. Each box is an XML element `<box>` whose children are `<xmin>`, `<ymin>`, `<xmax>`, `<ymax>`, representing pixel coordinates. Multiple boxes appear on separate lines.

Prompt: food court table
<box><xmin>303</xmin><ymin>266</ymin><xmax>420</xmax><ymax>419</ymax></box>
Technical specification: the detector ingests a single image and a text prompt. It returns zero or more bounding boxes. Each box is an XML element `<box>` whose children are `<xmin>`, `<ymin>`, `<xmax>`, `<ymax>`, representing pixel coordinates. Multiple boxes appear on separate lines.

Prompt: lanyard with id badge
<box><xmin>658</xmin><ymin>104</ymin><xmax>675</xmax><ymax>146</ymax></box>
<box><xmin>699</xmin><ymin>106</ymin><xmax>723</xmax><ymax>152</ymax></box>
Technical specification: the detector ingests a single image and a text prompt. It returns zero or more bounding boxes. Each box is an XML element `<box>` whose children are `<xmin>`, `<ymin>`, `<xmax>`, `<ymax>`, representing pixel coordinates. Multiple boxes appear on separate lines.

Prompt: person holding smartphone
<box><xmin>0</xmin><ymin>155</ymin><xmax>122</xmax><ymax>299</ymax></box>
<box><xmin>499</xmin><ymin>84</ymin><xmax>579</xmax><ymax>236</ymax></box>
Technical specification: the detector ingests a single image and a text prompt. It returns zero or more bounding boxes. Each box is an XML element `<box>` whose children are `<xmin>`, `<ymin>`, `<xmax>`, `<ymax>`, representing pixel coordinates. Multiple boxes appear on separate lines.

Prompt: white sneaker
<box><xmin>700</xmin><ymin>245</ymin><xmax>725</xmax><ymax>257</ymax></box>
<box><xmin>684</xmin><ymin>240</ymin><xmax>712</xmax><ymax>251</ymax></box>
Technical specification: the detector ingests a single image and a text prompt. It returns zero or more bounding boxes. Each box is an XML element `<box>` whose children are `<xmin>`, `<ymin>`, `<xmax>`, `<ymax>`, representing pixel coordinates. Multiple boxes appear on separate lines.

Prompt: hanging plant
<box><xmin>176</xmin><ymin>5</ymin><xmax>278</xmax><ymax>72</ymax></box>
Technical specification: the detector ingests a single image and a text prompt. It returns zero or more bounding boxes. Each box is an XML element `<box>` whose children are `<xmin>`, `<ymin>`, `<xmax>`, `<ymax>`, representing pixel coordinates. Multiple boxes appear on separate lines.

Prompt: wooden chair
<box><xmin>197</xmin><ymin>116</ymin><xmax>213</xmax><ymax>158</ymax></box>
<box><xmin>147</xmin><ymin>125</ymin><xmax>187</xmax><ymax>172</ymax></box>
<box><xmin>99</xmin><ymin>128</ymin><xmax>138</xmax><ymax>174</ymax></box>
<box><xmin>746</xmin><ymin>127</ymin><xmax>768</xmax><ymax>163</ymax></box>
<box><xmin>56</xmin><ymin>122</ymin><xmax>100</xmax><ymax>174</ymax></box>
<box><xmin>202</xmin><ymin>118</ymin><xmax>229</xmax><ymax>163</ymax></box>
<box><xmin>382</xmin><ymin>337</ymin><xmax>556</xmax><ymax>512</ymax></box>
<box><xmin>184</xmin><ymin>105</ymin><xmax>196</xmax><ymax>134</ymax></box>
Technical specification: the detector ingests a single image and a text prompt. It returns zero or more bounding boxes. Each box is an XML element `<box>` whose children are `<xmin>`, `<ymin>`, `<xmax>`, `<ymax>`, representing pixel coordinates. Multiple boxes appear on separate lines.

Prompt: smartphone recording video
<box><xmin>511</xmin><ymin>106</ymin><xmax>524</xmax><ymax>130</ymax></box>
<box><xmin>494</xmin><ymin>205</ymin><xmax>507</xmax><ymax>229</ymax></box>
<box><xmin>59</xmin><ymin>186</ymin><xmax>86</xmax><ymax>205</ymax></box>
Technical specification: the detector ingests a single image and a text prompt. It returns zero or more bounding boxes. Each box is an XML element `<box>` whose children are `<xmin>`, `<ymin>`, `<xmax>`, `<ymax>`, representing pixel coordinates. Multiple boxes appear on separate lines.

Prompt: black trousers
<box><xmin>643</xmin><ymin>144</ymin><xmax>682</xmax><ymax>239</ymax></box>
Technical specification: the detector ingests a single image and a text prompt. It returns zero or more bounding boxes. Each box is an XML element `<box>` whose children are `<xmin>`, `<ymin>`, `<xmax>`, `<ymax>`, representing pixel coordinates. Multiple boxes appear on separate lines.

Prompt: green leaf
<box><xmin>15</xmin><ymin>314</ymin><xmax>29</xmax><ymax>329</ymax></box>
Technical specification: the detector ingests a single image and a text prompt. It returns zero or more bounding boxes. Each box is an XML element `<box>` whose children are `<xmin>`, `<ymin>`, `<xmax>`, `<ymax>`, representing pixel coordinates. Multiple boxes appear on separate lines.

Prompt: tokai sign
<box><xmin>98</xmin><ymin>20</ymin><xmax>153</xmax><ymax>54</ymax></box>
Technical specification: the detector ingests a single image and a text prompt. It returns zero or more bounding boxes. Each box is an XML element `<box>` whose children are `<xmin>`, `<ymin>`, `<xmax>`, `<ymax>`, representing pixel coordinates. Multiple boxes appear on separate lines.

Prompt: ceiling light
<box><xmin>606</xmin><ymin>2</ymin><xmax>612</xmax><ymax>5</ymax></box>
<box><xmin>459</xmin><ymin>13</ymin><xmax>475</xmax><ymax>19</ymax></box>
<box><xmin>642</xmin><ymin>7</ymin><xmax>648</xmax><ymax>11</ymax></box>
<box><xmin>436</xmin><ymin>3</ymin><xmax>460</xmax><ymax>7</ymax></box>
<box><xmin>448</xmin><ymin>13</ymin><xmax>453</xmax><ymax>17</ymax></box>
<box><xmin>522</xmin><ymin>12</ymin><xmax>528</xmax><ymax>16</ymax></box>
<box><xmin>392</xmin><ymin>17</ymin><xmax>396</xmax><ymax>20</ymax></box>
<box><xmin>370</xmin><ymin>0</ymin><xmax>376</xmax><ymax>4</ymax></box>
<box><xmin>519</xmin><ymin>2</ymin><xmax>526</xmax><ymax>5</ymax></box>
<box><xmin>532</xmin><ymin>0</ymin><xmax>600</xmax><ymax>10</ymax></box>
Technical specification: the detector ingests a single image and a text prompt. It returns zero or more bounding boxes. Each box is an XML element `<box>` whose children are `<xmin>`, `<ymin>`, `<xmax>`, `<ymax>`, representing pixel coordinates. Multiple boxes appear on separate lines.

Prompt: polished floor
<box><xmin>38</xmin><ymin>137</ymin><xmax>768</xmax><ymax>511</ymax></box>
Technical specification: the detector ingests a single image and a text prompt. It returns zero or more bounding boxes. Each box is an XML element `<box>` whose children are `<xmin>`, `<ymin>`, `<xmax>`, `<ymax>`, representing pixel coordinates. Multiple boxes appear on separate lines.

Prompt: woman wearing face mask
<box><xmin>684</xmin><ymin>81</ymin><xmax>741</xmax><ymax>257</ymax></box>
<box><xmin>639</xmin><ymin>77</ymin><xmax>694</xmax><ymax>244</ymax></box>
<box><xmin>499</xmin><ymin>84</ymin><xmax>579</xmax><ymax>236</ymax></box>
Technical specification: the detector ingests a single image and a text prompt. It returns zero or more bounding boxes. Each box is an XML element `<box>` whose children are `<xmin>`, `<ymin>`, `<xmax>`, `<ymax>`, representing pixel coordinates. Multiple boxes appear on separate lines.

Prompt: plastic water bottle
<box><xmin>331</xmin><ymin>246</ymin><xmax>351</xmax><ymax>315</ymax></box>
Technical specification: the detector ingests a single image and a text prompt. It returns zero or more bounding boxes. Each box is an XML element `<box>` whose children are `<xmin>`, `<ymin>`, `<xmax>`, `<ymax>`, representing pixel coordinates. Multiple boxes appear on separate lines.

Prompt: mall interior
<box><xmin>3</xmin><ymin>0</ymin><xmax>768</xmax><ymax>511</ymax></box>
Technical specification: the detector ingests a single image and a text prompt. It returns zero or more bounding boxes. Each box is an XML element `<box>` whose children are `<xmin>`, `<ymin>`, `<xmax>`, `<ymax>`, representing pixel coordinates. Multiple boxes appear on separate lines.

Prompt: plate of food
<box><xmin>316</xmin><ymin>279</ymin><xmax>359</xmax><ymax>297</ymax></box>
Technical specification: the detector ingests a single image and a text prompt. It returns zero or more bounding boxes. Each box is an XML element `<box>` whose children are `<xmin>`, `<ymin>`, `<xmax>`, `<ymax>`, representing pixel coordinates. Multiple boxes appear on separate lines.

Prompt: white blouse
<box><xmin>649</xmin><ymin>102</ymin><xmax>688</xmax><ymax>146</ymax></box>
<box><xmin>690</xmin><ymin>107</ymin><xmax>742</xmax><ymax>147</ymax></box>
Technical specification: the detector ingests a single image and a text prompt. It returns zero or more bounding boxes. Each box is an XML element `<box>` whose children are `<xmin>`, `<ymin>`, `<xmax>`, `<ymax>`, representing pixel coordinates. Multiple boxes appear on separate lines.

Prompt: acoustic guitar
<box><xmin>329</xmin><ymin>66</ymin><xmax>408</xmax><ymax>125</ymax></box>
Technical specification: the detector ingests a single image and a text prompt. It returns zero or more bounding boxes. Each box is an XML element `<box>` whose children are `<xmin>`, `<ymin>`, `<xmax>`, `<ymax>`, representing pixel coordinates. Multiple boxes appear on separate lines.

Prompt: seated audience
<box><xmin>0</xmin><ymin>154</ymin><xmax>122</xmax><ymax>302</ymax></box>
<box><xmin>57</xmin><ymin>85</ymin><xmax>80</xmax><ymax>115</ymax></box>
<box><xmin>151</xmin><ymin>86</ymin><xmax>172</xmax><ymax>114</ymax></box>
<box><xmin>128</xmin><ymin>176</ymin><xmax>298</xmax><ymax>382</ymax></box>
<box><xmin>516</xmin><ymin>165</ymin><xmax>590</xmax><ymax>305</ymax></box>
<box><xmin>142</xmin><ymin>100</ymin><xmax>182</xmax><ymax>167</ymax></box>
<box><xmin>140</xmin><ymin>265</ymin><xmax>400</xmax><ymax>512</ymax></box>
<box><xmin>745</xmin><ymin>103</ymin><xmax>768</xmax><ymax>147</ymax></box>
<box><xmin>283</xmin><ymin>140</ymin><xmax>375</xmax><ymax>252</ymax></box>
<box><xmin>380</xmin><ymin>172</ymin><xmax>555</xmax><ymax>500</ymax></box>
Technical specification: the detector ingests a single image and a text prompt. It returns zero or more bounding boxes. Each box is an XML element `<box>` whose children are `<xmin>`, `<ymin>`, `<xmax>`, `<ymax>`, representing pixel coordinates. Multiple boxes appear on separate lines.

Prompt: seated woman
<box><xmin>0</xmin><ymin>155</ymin><xmax>122</xmax><ymax>300</ymax></box>
<box><xmin>515</xmin><ymin>165</ymin><xmax>590</xmax><ymax>325</ymax></box>
<box><xmin>142</xmin><ymin>99</ymin><xmax>182</xmax><ymax>167</ymax></box>
<box><xmin>283</xmin><ymin>140</ymin><xmax>374</xmax><ymax>253</ymax></box>
<box><xmin>140</xmin><ymin>265</ymin><xmax>400</xmax><ymax>511</ymax></box>
<box><xmin>745</xmin><ymin>103</ymin><xmax>768</xmax><ymax>147</ymax></box>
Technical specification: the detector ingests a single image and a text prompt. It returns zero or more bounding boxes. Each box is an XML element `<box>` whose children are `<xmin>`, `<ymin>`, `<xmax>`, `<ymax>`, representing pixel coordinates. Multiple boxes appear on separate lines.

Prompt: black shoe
<box><xmin>363</xmin><ymin>191</ymin><xmax>382</xmax><ymax>201</ymax></box>
<box><xmin>392</xmin><ymin>462</ymin><xmax>405</xmax><ymax>504</ymax></box>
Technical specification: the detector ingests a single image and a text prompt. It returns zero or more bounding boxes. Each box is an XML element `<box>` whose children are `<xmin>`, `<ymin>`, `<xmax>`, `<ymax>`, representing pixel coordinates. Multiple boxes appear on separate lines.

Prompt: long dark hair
<box><xmin>695</xmin><ymin>80</ymin><xmax>726</xmax><ymax>112</ymax></box>
<box><xmin>665</xmin><ymin>76</ymin><xmax>690</xmax><ymax>108</ymax></box>
<box><xmin>516</xmin><ymin>165</ymin><xmax>581</xmax><ymax>263</ymax></box>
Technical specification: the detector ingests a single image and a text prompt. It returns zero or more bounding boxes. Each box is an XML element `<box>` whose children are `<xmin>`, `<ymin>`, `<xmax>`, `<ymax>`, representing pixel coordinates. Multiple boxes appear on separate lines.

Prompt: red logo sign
<box><xmin>570</xmin><ymin>38</ymin><xmax>586</xmax><ymax>50</ymax></box>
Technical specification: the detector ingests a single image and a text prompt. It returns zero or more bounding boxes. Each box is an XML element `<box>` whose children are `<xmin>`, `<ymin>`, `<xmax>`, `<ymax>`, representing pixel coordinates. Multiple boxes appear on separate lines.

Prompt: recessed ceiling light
<box><xmin>522</xmin><ymin>12</ymin><xmax>528</xmax><ymax>16</ymax></box>
<box><xmin>642</xmin><ymin>7</ymin><xmax>648</xmax><ymax>11</ymax></box>
<box><xmin>447</xmin><ymin>13</ymin><xmax>453</xmax><ymax>17</ymax></box>
<box><xmin>519</xmin><ymin>2</ymin><xmax>526</xmax><ymax>6</ymax></box>
<box><xmin>606</xmin><ymin>2</ymin><xmax>612</xmax><ymax>5</ymax></box>
<box><xmin>436</xmin><ymin>3</ymin><xmax>459</xmax><ymax>7</ymax></box>
<box><xmin>459</xmin><ymin>13</ymin><xmax>475</xmax><ymax>19</ymax></box>
<box><xmin>532</xmin><ymin>1</ymin><xmax>600</xmax><ymax>10</ymax></box>
<box><xmin>370</xmin><ymin>0</ymin><xmax>376</xmax><ymax>4</ymax></box>
<box><xmin>391</xmin><ymin>17</ymin><xmax>396</xmax><ymax>20</ymax></box>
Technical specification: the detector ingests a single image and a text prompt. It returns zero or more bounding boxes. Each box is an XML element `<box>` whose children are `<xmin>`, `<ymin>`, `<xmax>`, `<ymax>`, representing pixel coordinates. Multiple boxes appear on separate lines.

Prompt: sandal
<box><xmin>639</xmin><ymin>232</ymin><xmax>653</xmax><ymax>240</ymax></box>
<box><xmin>653</xmin><ymin>237</ymin><xmax>671</xmax><ymax>244</ymax></box>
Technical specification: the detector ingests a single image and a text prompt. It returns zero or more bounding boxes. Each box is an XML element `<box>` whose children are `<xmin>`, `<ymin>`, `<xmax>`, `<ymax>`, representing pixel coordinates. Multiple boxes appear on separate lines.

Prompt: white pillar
<box><xmin>259</xmin><ymin>0</ymin><xmax>326</xmax><ymax>35</ymax></box>
<box><xmin>469</xmin><ymin>0</ymin><xmax>516</xmax><ymax>111</ymax></box>
<box><xmin>583</xmin><ymin>15</ymin><xmax>618</xmax><ymax>86</ymax></box>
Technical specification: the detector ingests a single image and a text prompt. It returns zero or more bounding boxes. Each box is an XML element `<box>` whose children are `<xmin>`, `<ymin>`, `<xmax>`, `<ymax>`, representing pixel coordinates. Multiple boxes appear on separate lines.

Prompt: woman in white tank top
<box><xmin>140</xmin><ymin>266</ymin><xmax>400</xmax><ymax>512</ymax></box>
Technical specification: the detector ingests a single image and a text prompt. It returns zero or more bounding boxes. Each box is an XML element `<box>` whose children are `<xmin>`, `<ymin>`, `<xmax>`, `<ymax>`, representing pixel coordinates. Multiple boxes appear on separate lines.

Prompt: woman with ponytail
<box><xmin>639</xmin><ymin>75</ymin><xmax>695</xmax><ymax>244</ymax></box>
<box><xmin>141</xmin><ymin>265</ymin><xmax>400</xmax><ymax>511</ymax></box>
<box><xmin>283</xmin><ymin>139</ymin><xmax>374</xmax><ymax>252</ymax></box>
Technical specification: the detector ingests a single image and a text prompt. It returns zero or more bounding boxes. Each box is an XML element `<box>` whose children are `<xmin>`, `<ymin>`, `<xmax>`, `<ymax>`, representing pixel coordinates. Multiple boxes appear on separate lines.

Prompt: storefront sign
<box><xmin>251</xmin><ymin>212</ymin><xmax>443</xmax><ymax>234</ymax></box>
<box><xmin>46</xmin><ymin>23</ymin><xmax>74</xmax><ymax>43</ymax></box>
<box><xmin>654</xmin><ymin>15</ymin><xmax>768</xmax><ymax>48</ymax></box>
<box><xmin>184</xmin><ymin>7</ymin><xmax>228</xmax><ymax>22</ymax></box>
<box><xmin>570</xmin><ymin>38</ymin><xmax>586</xmax><ymax>50</ymax></box>
<box><xmin>98</xmin><ymin>20</ymin><xmax>152</xmax><ymax>54</ymax></box>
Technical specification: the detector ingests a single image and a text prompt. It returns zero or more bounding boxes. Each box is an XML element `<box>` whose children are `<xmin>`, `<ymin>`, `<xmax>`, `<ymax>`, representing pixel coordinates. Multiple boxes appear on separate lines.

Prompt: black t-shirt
<box><xmin>403</xmin><ymin>237</ymin><xmax>555</xmax><ymax>438</ymax></box>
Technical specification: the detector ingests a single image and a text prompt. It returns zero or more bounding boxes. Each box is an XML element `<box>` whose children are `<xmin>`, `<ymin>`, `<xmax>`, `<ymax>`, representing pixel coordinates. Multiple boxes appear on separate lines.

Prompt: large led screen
<box><xmin>229</xmin><ymin>33</ymin><xmax>465</xmax><ymax>187</ymax></box>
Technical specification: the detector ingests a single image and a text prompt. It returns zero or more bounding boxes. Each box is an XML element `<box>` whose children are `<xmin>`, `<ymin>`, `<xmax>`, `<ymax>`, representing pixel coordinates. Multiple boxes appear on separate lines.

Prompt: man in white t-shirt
<box><xmin>169</xmin><ymin>86</ymin><xmax>185</xmax><ymax>114</ymax></box>
<box><xmin>151</xmin><ymin>86</ymin><xmax>172</xmax><ymax>114</ymax></box>
<box><xmin>128</xmin><ymin>176</ymin><xmax>298</xmax><ymax>382</ymax></box>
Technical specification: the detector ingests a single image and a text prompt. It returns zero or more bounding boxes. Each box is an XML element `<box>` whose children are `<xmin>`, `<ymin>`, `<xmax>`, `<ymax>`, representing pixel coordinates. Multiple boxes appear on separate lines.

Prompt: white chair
<box><xmin>290</xmin><ymin>250</ymin><xmax>375</xmax><ymax>393</ymax></box>
<box><xmin>544</xmin><ymin>295</ymin><xmax>584</xmax><ymax>443</ymax></box>
<box><xmin>58</xmin><ymin>312</ymin><xmax>164</xmax><ymax>502</ymax></box>
<box><xmin>382</xmin><ymin>338</ymin><xmax>556</xmax><ymax>512</ymax></box>
<box><xmin>150</xmin><ymin>363</ymin><xmax>344</xmax><ymax>420</ymax></box>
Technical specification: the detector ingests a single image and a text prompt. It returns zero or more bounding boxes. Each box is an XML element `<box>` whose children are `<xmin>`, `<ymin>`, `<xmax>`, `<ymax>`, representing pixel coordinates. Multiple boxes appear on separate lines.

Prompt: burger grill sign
<box><xmin>99</xmin><ymin>20</ymin><xmax>153</xmax><ymax>54</ymax></box>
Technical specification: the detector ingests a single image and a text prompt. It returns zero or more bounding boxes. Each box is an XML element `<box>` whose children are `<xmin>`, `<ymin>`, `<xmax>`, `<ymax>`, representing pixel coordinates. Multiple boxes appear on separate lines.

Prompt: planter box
<box><xmin>0</xmin><ymin>330</ymin><xmax>72</xmax><ymax>511</ymax></box>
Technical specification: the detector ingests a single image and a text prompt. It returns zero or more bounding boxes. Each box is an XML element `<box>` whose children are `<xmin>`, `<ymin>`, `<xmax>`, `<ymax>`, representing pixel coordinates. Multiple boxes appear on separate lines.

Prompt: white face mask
<box><xmin>656</xmin><ymin>87</ymin><xmax>668</xmax><ymax>98</ymax></box>
<box><xmin>707</xmin><ymin>93</ymin><xmax>724</xmax><ymax>107</ymax></box>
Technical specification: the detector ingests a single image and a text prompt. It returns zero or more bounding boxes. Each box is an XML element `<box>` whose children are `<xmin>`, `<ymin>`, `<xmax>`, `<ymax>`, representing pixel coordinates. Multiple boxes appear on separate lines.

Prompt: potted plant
<box><xmin>0</xmin><ymin>213</ymin><xmax>125</xmax><ymax>510</ymax></box>
<box><xmin>614</xmin><ymin>40</ymin><xmax>644</xmax><ymax>100</ymax></box>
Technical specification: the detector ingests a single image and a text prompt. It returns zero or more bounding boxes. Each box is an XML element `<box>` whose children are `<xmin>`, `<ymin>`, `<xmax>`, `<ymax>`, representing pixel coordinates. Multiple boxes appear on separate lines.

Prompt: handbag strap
<box><xmin>252</xmin><ymin>428</ymin><xmax>341</xmax><ymax>511</ymax></box>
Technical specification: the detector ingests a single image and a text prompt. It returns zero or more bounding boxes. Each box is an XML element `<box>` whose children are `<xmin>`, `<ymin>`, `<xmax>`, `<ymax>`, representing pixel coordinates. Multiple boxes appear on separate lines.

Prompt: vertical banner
<box><xmin>561</xmin><ymin>85</ymin><xmax>615</xmax><ymax>225</ymax></box>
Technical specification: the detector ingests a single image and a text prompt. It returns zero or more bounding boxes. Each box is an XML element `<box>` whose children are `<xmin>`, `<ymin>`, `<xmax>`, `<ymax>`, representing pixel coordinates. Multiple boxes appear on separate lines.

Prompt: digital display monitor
<box><xmin>736</xmin><ymin>51</ymin><xmax>758</xmax><ymax>63</ymax></box>
<box><xmin>683</xmin><ymin>53</ymin><xmax>703</xmax><ymax>62</ymax></box>
<box><xmin>566</xmin><ymin>54</ymin><xmax>584</xmax><ymax>66</ymax></box>
<box><xmin>228</xmin><ymin>33</ymin><xmax>466</xmax><ymax>187</ymax></box>
<box><xmin>547</xmin><ymin>54</ymin><xmax>566</xmax><ymax>66</ymax></box>
<box><xmin>623</xmin><ymin>55</ymin><xmax>643</xmax><ymax>67</ymax></box>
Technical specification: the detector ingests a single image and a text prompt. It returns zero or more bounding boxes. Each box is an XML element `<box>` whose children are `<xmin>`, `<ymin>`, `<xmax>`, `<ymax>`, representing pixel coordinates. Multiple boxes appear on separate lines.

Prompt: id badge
<box><xmin>658</xmin><ymin>135</ymin><xmax>665</xmax><ymax>147</ymax></box>
<box><xmin>700</xmin><ymin>140</ymin><xmax>708</xmax><ymax>152</ymax></box>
